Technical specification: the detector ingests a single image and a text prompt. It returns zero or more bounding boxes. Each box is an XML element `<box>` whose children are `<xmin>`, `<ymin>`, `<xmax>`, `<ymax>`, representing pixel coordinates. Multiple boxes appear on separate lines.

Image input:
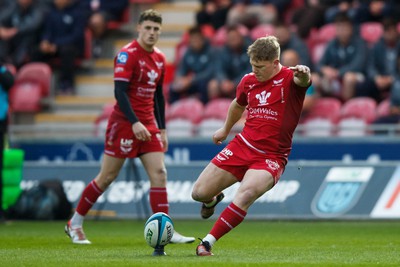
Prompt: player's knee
<box><xmin>191</xmin><ymin>182</ymin><xmax>206</xmax><ymax>201</ymax></box>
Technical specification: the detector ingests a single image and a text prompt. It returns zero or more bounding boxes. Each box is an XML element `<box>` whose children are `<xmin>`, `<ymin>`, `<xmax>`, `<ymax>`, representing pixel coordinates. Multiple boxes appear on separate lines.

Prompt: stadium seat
<box><xmin>250</xmin><ymin>23</ymin><xmax>275</xmax><ymax>40</ymax></box>
<box><xmin>316</xmin><ymin>23</ymin><xmax>336</xmax><ymax>44</ymax></box>
<box><xmin>212</xmin><ymin>24</ymin><xmax>249</xmax><ymax>46</ymax></box>
<box><xmin>203</xmin><ymin>98</ymin><xmax>231</xmax><ymax>120</ymax></box>
<box><xmin>302</xmin><ymin>117</ymin><xmax>336</xmax><ymax>137</ymax></box>
<box><xmin>337</xmin><ymin>97</ymin><xmax>377</xmax><ymax>136</ymax></box>
<box><xmin>340</xmin><ymin>97</ymin><xmax>377</xmax><ymax>123</ymax></box>
<box><xmin>166</xmin><ymin>98</ymin><xmax>204</xmax><ymax>137</ymax></box>
<box><xmin>337</xmin><ymin>117</ymin><xmax>369</xmax><ymax>136</ymax></box>
<box><xmin>376</xmin><ymin>98</ymin><xmax>391</xmax><ymax>118</ymax></box>
<box><xmin>9</xmin><ymin>62</ymin><xmax>52</xmax><ymax>112</ymax></box>
<box><xmin>9</xmin><ymin>82</ymin><xmax>42</xmax><ymax>112</ymax></box>
<box><xmin>360</xmin><ymin>22</ymin><xmax>383</xmax><ymax>45</ymax></box>
<box><xmin>310</xmin><ymin>42</ymin><xmax>328</xmax><ymax>65</ymax></box>
<box><xmin>167</xmin><ymin>98</ymin><xmax>204</xmax><ymax>123</ymax></box>
<box><xmin>304</xmin><ymin>97</ymin><xmax>342</xmax><ymax>123</ymax></box>
<box><xmin>198</xmin><ymin>98</ymin><xmax>231</xmax><ymax>137</ymax></box>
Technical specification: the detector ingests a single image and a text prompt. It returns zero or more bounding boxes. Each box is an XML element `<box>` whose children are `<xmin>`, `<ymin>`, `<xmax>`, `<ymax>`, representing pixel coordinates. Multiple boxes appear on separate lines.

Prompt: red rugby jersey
<box><xmin>113</xmin><ymin>40</ymin><xmax>166</xmax><ymax>132</ymax></box>
<box><xmin>236</xmin><ymin>66</ymin><xmax>309</xmax><ymax>157</ymax></box>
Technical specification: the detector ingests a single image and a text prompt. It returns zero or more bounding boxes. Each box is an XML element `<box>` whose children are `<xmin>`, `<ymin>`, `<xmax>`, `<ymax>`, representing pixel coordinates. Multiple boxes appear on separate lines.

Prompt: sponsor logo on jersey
<box><xmin>117</xmin><ymin>52</ymin><xmax>128</xmax><ymax>64</ymax></box>
<box><xmin>272</xmin><ymin>78</ymin><xmax>284</xmax><ymax>86</ymax></box>
<box><xmin>147</xmin><ymin>69</ymin><xmax>158</xmax><ymax>85</ymax></box>
<box><xmin>311</xmin><ymin>167</ymin><xmax>373</xmax><ymax>218</ymax></box>
<box><xmin>155</xmin><ymin>61</ymin><xmax>164</xmax><ymax>69</ymax></box>
<box><xmin>256</xmin><ymin>90</ymin><xmax>271</xmax><ymax>106</ymax></box>
<box><xmin>265</xmin><ymin>159</ymin><xmax>280</xmax><ymax>171</ymax></box>
<box><xmin>215</xmin><ymin>148</ymin><xmax>233</xmax><ymax>162</ymax></box>
<box><xmin>115</xmin><ymin>67</ymin><xmax>124</xmax><ymax>73</ymax></box>
<box><xmin>120</xmin><ymin>138</ymin><xmax>133</xmax><ymax>153</ymax></box>
<box><xmin>248</xmin><ymin>84</ymin><xmax>255</xmax><ymax>89</ymax></box>
<box><xmin>139</xmin><ymin>60</ymin><xmax>146</xmax><ymax>67</ymax></box>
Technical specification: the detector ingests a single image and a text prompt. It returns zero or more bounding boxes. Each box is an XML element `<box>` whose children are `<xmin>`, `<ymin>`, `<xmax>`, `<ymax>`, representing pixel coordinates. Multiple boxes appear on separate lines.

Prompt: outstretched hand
<box><xmin>289</xmin><ymin>65</ymin><xmax>311</xmax><ymax>87</ymax></box>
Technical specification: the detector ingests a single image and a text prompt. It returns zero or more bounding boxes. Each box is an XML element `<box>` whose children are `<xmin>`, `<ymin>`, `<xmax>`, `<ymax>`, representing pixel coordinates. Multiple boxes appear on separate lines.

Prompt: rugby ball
<box><xmin>144</xmin><ymin>212</ymin><xmax>174</xmax><ymax>248</ymax></box>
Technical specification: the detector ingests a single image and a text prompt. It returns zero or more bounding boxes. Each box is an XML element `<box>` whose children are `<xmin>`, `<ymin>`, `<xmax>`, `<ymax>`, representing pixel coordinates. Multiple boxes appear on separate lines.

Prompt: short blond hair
<box><xmin>139</xmin><ymin>9</ymin><xmax>162</xmax><ymax>25</ymax></box>
<box><xmin>247</xmin><ymin>36</ymin><xmax>280</xmax><ymax>62</ymax></box>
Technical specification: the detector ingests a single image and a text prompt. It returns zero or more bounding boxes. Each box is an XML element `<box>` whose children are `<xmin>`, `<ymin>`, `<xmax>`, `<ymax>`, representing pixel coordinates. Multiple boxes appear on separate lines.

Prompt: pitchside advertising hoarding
<box><xmin>13</xmin><ymin>137</ymin><xmax>400</xmax><ymax>162</ymax></box>
<box><xmin>22</xmin><ymin>162</ymin><xmax>400</xmax><ymax>219</ymax></box>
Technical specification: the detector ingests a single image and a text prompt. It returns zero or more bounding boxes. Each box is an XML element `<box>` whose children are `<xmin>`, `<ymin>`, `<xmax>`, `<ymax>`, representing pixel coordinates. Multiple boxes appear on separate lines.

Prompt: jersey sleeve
<box><xmin>236</xmin><ymin>74</ymin><xmax>248</xmax><ymax>106</ymax></box>
<box><xmin>114</xmin><ymin>49</ymin><xmax>136</xmax><ymax>82</ymax></box>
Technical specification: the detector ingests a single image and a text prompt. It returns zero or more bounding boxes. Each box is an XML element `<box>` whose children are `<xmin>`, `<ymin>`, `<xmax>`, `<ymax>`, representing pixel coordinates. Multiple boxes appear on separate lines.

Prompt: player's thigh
<box><xmin>95</xmin><ymin>154</ymin><xmax>126</xmax><ymax>189</ymax></box>
<box><xmin>233</xmin><ymin>169</ymin><xmax>274</xmax><ymax>210</ymax></box>
<box><xmin>192</xmin><ymin>162</ymin><xmax>237</xmax><ymax>201</ymax></box>
<box><xmin>139</xmin><ymin>152</ymin><xmax>167</xmax><ymax>186</ymax></box>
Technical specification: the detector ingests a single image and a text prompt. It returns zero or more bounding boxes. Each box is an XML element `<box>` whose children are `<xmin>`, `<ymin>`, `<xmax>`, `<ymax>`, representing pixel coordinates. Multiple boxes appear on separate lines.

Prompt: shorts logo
<box><xmin>117</xmin><ymin>52</ymin><xmax>128</xmax><ymax>64</ymax></box>
<box><xmin>215</xmin><ymin>148</ymin><xmax>233</xmax><ymax>162</ymax></box>
<box><xmin>311</xmin><ymin>167</ymin><xmax>373</xmax><ymax>218</ymax></box>
<box><xmin>265</xmin><ymin>159</ymin><xmax>279</xmax><ymax>171</ymax></box>
<box><xmin>120</xmin><ymin>138</ymin><xmax>133</xmax><ymax>154</ymax></box>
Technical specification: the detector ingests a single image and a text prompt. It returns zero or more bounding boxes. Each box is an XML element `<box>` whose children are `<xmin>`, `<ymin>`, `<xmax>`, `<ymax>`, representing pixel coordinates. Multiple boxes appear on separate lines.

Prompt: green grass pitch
<box><xmin>0</xmin><ymin>220</ymin><xmax>399</xmax><ymax>267</ymax></box>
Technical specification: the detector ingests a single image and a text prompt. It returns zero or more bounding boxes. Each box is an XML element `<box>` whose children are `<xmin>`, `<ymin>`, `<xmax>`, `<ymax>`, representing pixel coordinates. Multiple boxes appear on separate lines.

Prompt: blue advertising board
<box><xmin>12</xmin><ymin>137</ymin><xmax>400</xmax><ymax>163</ymax></box>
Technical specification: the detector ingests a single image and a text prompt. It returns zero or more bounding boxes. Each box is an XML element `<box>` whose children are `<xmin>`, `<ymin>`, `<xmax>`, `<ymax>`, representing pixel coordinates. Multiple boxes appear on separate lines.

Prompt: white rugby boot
<box><xmin>65</xmin><ymin>221</ymin><xmax>91</xmax><ymax>244</ymax></box>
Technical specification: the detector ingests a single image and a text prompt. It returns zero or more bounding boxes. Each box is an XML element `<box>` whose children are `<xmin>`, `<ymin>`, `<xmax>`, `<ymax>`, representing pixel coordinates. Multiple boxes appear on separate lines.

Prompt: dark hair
<box><xmin>139</xmin><ymin>9</ymin><xmax>162</xmax><ymax>25</ymax></box>
<box><xmin>334</xmin><ymin>12</ymin><xmax>352</xmax><ymax>24</ymax></box>
<box><xmin>188</xmin><ymin>26</ymin><xmax>203</xmax><ymax>36</ymax></box>
<box><xmin>382</xmin><ymin>17</ymin><xmax>397</xmax><ymax>31</ymax></box>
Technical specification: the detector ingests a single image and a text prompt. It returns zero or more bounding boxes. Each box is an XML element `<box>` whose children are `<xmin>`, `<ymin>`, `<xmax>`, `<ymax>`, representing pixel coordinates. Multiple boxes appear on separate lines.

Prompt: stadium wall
<box><xmin>22</xmin><ymin>161</ymin><xmax>400</xmax><ymax>220</ymax></box>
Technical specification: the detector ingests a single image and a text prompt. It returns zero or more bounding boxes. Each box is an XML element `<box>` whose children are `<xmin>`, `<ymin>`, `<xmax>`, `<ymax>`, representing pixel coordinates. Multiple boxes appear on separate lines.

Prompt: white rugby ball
<box><xmin>144</xmin><ymin>212</ymin><xmax>174</xmax><ymax>248</ymax></box>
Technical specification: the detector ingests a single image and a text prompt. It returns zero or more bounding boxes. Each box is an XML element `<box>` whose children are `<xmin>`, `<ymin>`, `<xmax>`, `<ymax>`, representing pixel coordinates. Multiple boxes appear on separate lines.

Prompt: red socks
<box><xmin>149</xmin><ymin>187</ymin><xmax>169</xmax><ymax>214</ymax></box>
<box><xmin>75</xmin><ymin>180</ymin><xmax>103</xmax><ymax>216</ymax></box>
<box><xmin>210</xmin><ymin>203</ymin><xmax>247</xmax><ymax>240</ymax></box>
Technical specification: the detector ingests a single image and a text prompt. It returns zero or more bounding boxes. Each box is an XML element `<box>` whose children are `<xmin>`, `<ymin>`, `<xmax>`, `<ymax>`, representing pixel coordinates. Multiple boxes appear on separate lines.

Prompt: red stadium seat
<box><xmin>376</xmin><ymin>98</ymin><xmax>391</xmax><ymax>118</ymax></box>
<box><xmin>9</xmin><ymin>82</ymin><xmax>42</xmax><ymax>112</ymax></box>
<box><xmin>16</xmin><ymin>62</ymin><xmax>52</xmax><ymax>97</ymax></box>
<box><xmin>305</xmin><ymin>97</ymin><xmax>342</xmax><ymax>123</ymax></box>
<box><xmin>316</xmin><ymin>23</ymin><xmax>336</xmax><ymax>44</ymax></box>
<box><xmin>250</xmin><ymin>23</ymin><xmax>275</xmax><ymax>40</ymax></box>
<box><xmin>167</xmin><ymin>98</ymin><xmax>204</xmax><ymax>124</ymax></box>
<box><xmin>340</xmin><ymin>97</ymin><xmax>377</xmax><ymax>123</ymax></box>
<box><xmin>360</xmin><ymin>22</ymin><xmax>383</xmax><ymax>45</ymax></box>
<box><xmin>203</xmin><ymin>98</ymin><xmax>231</xmax><ymax>120</ymax></box>
<box><xmin>167</xmin><ymin>98</ymin><xmax>204</xmax><ymax>137</ymax></box>
<box><xmin>9</xmin><ymin>62</ymin><xmax>52</xmax><ymax>113</ymax></box>
<box><xmin>198</xmin><ymin>98</ymin><xmax>231</xmax><ymax>137</ymax></box>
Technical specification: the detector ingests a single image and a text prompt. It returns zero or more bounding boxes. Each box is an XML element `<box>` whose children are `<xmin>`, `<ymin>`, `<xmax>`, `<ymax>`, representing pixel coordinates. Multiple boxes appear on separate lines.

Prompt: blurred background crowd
<box><xmin>2</xmin><ymin>0</ymin><xmax>400</xmax><ymax>138</ymax></box>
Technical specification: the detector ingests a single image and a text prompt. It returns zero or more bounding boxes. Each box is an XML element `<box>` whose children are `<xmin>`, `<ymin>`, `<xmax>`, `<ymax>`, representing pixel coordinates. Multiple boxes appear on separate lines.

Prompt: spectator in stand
<box><xmin>355</xmin><ymin>17</ymin><xmax>400</xmax><ymax>102</ymax></box>
<box><xmin>0</xmin><ymin>0</ymin><xmax>44</xmax><ymax>67</ymax></box>
<box><xmin>274</xmin><ymin>22</ymin><xmax>313</xmax><ymax>70</ymax></box>
<box><xmin>352</xmin><ymin>0</ymin><xmax>400</xmax><ymax>24</ymax></box>
<box><xmin>315</xmin><ymin>12</ymin><xmax>368</xmax><ymax>101</ymax></box>
<box><xmin>291</xmin><ymin>0</ymin><xmax>335</xmax><ymax>39</ymax></box>
<box><xmin>80</xmin><ymin>0</ymin><xmax>128</xmax><ymax>57</ymax></box>
<box><xmin>169</xmin><ymin>26</ymin><xmax>215</xmax><ymax>104</ymax></box>
<box><xmin>281</xmin><ymin>49</ymin><xmax>316</xmax><ymax>117</ymax></box>
<box><xmin>0</xmin><ymin>63</ymin><xmax>14</xmax><ymax>221</ymax></box>
<box><xmin>208</xmin><ymin>25</ymin><xmax>252</xmax><ymax>100</ymax></box>
<box><xmin>32</xmin><ymin>0</ymin><xmax>85</xmax><ymax>94</ymax></box>
<box><xmin>196</xmin><ymin>0</ymin><xmax>233</xmax><ymax>31</ymax></box>
<box><xmin>227</xmin><ymin>0</ymin><xmax>291</xmax><ymax>29</ymax></box>
<box><xmin>324</xmin><ymin>0</ymin><xmax>359</xmax><ymax>24</ymax></box>
<box><xmin>373</xmin><ymin>80</ymin><xmax>400</xmax><ymax>128</ymax></box>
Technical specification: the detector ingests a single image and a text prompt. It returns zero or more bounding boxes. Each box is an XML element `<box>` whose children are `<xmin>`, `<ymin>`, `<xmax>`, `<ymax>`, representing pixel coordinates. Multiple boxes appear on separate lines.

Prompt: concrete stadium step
<box><xmin>34</xmin><ymin>112</ymin><xmax>99</xmax><ymax>124</ymax></box>
<box><xmin>53</xmin><ymin>95</ymin><xmax>115</xmax><ymax>111</ymax></box>
<box><xmin>75</xmin><ymin>74</ymin><xmax>114</xmax><ymax>97</ymax></box>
